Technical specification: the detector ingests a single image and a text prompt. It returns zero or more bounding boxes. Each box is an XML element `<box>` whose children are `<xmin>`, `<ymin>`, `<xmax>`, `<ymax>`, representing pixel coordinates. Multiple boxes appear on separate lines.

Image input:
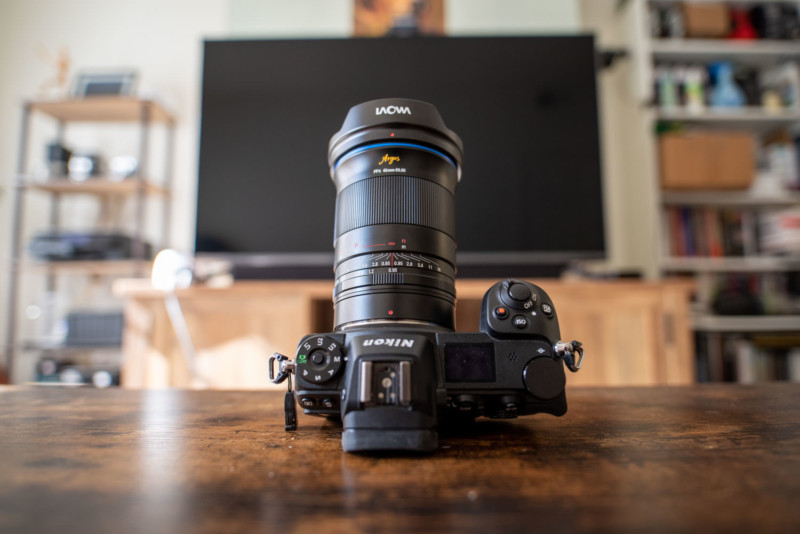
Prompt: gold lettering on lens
<box><xmin>379</xmin><ymin>154</ymin><xmax>400</xmax><ymax>165</ymax></box>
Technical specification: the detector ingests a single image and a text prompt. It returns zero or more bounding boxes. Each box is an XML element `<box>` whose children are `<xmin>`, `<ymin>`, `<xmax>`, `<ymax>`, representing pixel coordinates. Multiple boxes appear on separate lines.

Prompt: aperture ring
<box><xmin>334</xmin><ymin>268</ymin><xmax>456</xmax><ymax>298</ymax></box>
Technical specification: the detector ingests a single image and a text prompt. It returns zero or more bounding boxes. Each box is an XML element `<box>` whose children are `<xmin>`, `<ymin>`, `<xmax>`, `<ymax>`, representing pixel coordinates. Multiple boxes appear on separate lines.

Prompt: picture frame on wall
<box><xmin>353</xmin><ymin>0</ymin><xmax>444</xmax><ymax>37</ymax></box>
<box><xmin>71</xmin><ymin>71</ymin><xmax>138</xmax><ymax>98</ymax></box>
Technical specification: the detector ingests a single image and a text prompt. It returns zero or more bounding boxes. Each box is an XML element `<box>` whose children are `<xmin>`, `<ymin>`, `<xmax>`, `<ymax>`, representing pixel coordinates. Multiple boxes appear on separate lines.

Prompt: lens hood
<box><xmin>328</xmin><ymin>98</ymin><xmax>463</xmax><ymax>174</ymax></box>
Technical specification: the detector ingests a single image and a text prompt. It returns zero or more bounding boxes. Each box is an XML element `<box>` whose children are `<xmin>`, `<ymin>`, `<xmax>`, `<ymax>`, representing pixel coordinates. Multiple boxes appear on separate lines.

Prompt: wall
<box><xmin>447</xmin><ymin>0</ymin><xmax>579</xmax><ymax>34</ymax></box>
<box><xmin>0</xmin><ymin>0</ymin><xmax>229</xmax><ymax>378</ymax></box>
<box><xmin>227</xmin><ymin>0</ymin><xmax>579</xmax><ymax>36</ymax></box>
<box><xmin>579</xmin><ymin>0</ymin><xmax>659</xmax><ymax>276</ymax></box>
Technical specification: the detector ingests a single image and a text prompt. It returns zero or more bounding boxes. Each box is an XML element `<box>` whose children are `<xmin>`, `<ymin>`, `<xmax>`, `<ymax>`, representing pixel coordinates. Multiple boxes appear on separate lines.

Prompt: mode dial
<box><xmin>296</xmin><ymin>336</ymin><xmax>344</xmax><ymax>384</ymax></box>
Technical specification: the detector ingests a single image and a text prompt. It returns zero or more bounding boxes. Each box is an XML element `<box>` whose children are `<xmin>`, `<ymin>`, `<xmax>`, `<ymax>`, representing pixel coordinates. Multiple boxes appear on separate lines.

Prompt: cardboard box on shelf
<box><xmin>682</xmin><ymin>3</ymin><xmax>730</xmax><ymax>37</ymax></box>
<box><xmin>659</xmin><ymin>131</ymin><xmax>755</xmax><ymax>190</ymax></box>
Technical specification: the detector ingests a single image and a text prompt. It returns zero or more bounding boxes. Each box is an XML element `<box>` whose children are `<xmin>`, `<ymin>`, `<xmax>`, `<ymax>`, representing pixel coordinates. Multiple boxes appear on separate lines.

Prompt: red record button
<box><xmin>494</xmin><ymin>306</ymin><xmax>509</xmax><ymax>319</ymax></box>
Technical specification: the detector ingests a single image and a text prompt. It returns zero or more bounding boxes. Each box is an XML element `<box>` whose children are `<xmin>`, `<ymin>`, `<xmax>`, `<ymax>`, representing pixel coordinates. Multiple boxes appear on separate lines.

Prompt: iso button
<box><xmin>296</xmin><ymin>336</ymin><xmax>344</xmax><ymax>384</ymax></box>
<box><xmin>512</xmin><ymin>315</ymin><xmax>529</xmax><ymax>329</ymax></box>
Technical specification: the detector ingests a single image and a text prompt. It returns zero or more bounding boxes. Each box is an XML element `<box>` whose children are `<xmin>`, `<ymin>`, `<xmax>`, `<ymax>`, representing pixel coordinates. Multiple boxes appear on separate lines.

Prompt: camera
<box><xmin>269</xmin><ymin>98</ymin><xmax>583</xmax><ymax>452</ymax></box>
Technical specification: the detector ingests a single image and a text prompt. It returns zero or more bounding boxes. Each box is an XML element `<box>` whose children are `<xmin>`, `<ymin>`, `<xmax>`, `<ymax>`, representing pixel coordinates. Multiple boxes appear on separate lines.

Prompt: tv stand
<box><xmin>113</xmin><ymin>278</ymin><xmax>695</xmax><ymax>388</ymax></box>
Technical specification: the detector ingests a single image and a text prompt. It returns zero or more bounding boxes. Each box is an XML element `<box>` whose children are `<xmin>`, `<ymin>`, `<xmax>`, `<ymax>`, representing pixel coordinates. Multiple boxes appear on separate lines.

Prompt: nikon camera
<box><xmin>269</xmin><ymin>98</ymin><xmax>583</xmax><ymax>453</ymax></box>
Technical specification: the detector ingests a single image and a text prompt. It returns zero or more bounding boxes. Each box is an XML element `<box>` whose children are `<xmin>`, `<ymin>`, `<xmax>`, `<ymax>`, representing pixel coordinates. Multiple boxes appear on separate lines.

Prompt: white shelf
<box><xmin>24</xmin><ymin>260</ymin><xmax>152</xmax><ymax>276</ymax></box>
<box><xmin>662</xmin><ymin>256</ymin><xmax>800</xmax><ymax>272</ymax></box>
<box><xmin>24</xmin><ymin>177</ymin><xmax>169</xmax><ymax>196</ymax></box>
<box><xmin>657</xmin><ymin>107</ymin><xmax>800</xmax><ymax>122</ymax></box>
<box><xmin>662</xmin><ymin>190</ymin><xmax>800</xmax><ymax>207</ymax></box>
<box><xmin>30</xmin><ymin>98</ymin><xmax>174</xmax><ymax>123</ymax></box>
<box><xmin>693</xmin><ymin>314</ymin><xmax>800</xmax><ymax>333</ymax></box>
<box><xmin>652</xmin><ymin>39</ymin><xmax>800</xmax><ymax>65</ymax></box>
<box><xmin>650</xmin><ymin>0</ymin><xmax>795</xmax><ymax>5</ymax></box>
<box><xmin>22</xmin><ymin>341</ymin><xmax>121</xmax><ymax>353</ymax></box>
<box><xmin>656</xmin><ymin>107</ymin><xmax>800</xmax><ymax>134</ymax></box>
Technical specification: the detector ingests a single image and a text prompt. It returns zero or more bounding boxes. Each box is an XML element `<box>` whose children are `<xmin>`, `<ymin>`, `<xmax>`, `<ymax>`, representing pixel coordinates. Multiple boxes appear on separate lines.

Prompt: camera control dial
<box><xmin>523</xmin><ymin>355</ymin><xmax>566</xmax><ymax>400</ymax></box>
<box><xmin>507</xmin><ymin>282</ymin><xmax>532</xmax><ymax>303</ymax></box>
<box><xmin>296</xmin><ymin>336</ymin><xmax>344</xmax><ymax>385</ymax></box>
<box><xmin>499</xmin><ymin>279</ymin><xmax>538</xmax><ymax>310</ymax></box>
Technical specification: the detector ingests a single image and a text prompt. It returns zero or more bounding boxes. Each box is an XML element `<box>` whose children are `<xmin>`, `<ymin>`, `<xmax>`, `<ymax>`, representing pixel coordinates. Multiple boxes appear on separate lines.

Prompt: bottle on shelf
<box><xmin>710</xmin><ymin>61</ymin><xmax>746</xmax><ymax>108</ymax></box>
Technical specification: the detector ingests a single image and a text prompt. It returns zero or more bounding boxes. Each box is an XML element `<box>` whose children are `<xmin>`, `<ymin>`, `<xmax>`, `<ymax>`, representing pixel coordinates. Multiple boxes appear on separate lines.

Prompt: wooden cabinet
<box><xmin>113</xmin><ymin>278</ymin><xmax>695</xmax><ymax>388</ymax></box>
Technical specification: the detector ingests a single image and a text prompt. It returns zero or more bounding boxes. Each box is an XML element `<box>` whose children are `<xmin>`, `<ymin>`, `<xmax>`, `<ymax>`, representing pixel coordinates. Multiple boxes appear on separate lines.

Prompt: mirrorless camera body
<box><xmin>292</xmin><ymin>279</ymin><xmax>578</xmax><ymax>452</ymax></box>
<box><xmin>269</xmin><ymin>98</ymin><xmax>583</xmax><ymax>453</ymax></box>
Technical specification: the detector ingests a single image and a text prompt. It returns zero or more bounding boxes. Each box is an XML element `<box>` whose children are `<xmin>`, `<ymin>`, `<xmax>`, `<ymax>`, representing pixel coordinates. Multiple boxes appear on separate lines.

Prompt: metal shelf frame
<box><xmin>2</xmin><ymin>98</ymin><xmax>176</xmax><ymax>383</ymax></box>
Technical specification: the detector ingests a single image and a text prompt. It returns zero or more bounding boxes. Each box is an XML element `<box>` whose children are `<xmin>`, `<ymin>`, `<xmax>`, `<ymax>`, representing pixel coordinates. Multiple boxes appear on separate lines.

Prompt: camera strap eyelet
<box><xmin>554</xmin><ymin>340</ymin><xmax>584</xmax><ymax>373</ymax></box>
<box><xmin>268</xmin><ymin>352</ymin><xmax>295</xmax><ymax>384</ymax></box>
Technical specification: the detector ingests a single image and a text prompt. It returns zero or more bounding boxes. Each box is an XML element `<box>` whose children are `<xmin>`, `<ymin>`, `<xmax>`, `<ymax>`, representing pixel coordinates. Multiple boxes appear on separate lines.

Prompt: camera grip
<box><xmin>479</xmin><ymin>279</ymin><xmax>561</xmax><ymax>342</ymax></box>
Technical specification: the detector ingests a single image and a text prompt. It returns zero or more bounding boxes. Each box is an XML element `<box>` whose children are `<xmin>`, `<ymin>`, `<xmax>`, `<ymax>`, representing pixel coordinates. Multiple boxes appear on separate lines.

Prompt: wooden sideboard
<box><xmin>113</xmin><ymin>278</ymin><xmax>696</xmax><ymax>388</ymax></box>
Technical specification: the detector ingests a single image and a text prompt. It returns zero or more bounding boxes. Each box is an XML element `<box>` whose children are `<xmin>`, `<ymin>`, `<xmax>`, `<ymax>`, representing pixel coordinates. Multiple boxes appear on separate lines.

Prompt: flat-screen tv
<box><xmin>196</xmin><ymin>36</ymin><xmax>604</xmax><ymax>278</ymax></box>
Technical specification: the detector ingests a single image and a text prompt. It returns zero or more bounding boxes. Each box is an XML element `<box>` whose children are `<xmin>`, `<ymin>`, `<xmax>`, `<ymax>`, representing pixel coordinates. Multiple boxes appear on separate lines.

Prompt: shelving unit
<box><xmin>662</xmin><ymin>256</ymin><xmax>800</xmax><ymax>272</ymax></box>
<box><xmin>655</xmin><ymin>107</ymin><xmax>800</xmax><ymax>132</ymax></box>
<box><xmin>662</xmin><ymin>190</ymin><xmax>800</xmax><ymax>206</ymax></box>
<box><xmin>25</xmin><ymin>260</ymin><xmax>155</xmax><ymax>276</ymax></box>
<box><xmin>25</xmin><ymin>178</ymin><xmax>169</xmax><ymax>196</ymax></box>
<box><xmin>625</xmin><ymin>0</ymin><xmax>800</xmax><ymax>382</ymax></box>
<box><xmin>30</xmin><ymin>98</ymin><xmax>174</xmax><ymax>123</ymax></box>
<box><xmin>693</xmin><ymin>314</ymin><xmax>800</xmax><ymax>332</ymax></box>
<box><xmin>2</xmin><ymin>98</ymin><xmax>175</xmax><ymax>385</ymax></box>
<box><xmin>651</xmin><ymin>37</ymin><xmax>800</xmax><ymax>64</ymax></box>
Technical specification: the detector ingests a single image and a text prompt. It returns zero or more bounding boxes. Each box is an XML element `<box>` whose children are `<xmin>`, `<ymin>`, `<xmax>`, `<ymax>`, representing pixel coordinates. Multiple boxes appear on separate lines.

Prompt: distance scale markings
<box><xmin>336</xmin><ymin>251</ymin><xmax>453</xmax><ymax>281</ymax></box>
<box><xmin>334</xmin><ymin>251</ymin><xmax>456</xmax><ymax>296</ymax></box>
<box><xmin>365</xmin><ymin>252</ymin><xmax>442</xmax><ymax>271</ymax></box>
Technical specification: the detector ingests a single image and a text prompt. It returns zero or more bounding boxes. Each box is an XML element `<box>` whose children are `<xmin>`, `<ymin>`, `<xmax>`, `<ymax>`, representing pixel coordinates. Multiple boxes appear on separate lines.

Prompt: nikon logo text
<box><xmin>362</xmin><ymin>338</ymin><xmax>415</xmax><ymax>348</ymax></box>
<box><xmin>375</xmin><ymin>106</ymin><xmax>411</xmax><ymax>116</ymax></box>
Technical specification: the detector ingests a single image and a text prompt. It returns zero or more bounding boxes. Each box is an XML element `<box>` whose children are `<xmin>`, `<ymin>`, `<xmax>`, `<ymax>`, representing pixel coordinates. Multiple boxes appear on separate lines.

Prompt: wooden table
<box><xmin>2</xmin><ymin>385</ymin><xmax>798</xmax><ymax>533</ymax></box>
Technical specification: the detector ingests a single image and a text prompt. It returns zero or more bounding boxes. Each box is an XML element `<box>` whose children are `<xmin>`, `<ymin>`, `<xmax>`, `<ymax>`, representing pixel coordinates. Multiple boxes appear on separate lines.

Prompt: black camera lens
<box><xmin>328</xmin><ymin>99</ymin><xmax>463</xmax><ymax>330</ymax></box>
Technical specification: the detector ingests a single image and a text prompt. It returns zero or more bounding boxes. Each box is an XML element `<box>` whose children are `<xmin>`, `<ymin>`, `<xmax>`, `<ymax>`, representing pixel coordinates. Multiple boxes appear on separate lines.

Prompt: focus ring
<box><xmin>335</xmin><ymin>175</ymin><xmax>455</xmax><ymax>239</ymax></box>
<box><xmin>373</xmin><ymin>272</ymin><xmax>404</xmax><ymax>285</ymax></box>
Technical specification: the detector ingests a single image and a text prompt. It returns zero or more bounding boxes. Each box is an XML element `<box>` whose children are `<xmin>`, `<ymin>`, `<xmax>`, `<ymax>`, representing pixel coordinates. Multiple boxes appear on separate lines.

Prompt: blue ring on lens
<box><xmin>334</xmin><ymin>142</ymin><xmax>457</xmax><ymax>170</ymax></box>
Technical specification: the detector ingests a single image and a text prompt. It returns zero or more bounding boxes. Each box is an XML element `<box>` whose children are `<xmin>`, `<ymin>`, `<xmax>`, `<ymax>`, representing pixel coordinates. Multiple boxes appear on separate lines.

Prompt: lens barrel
<box><xmin>328</xmin><ymin>99</ymin><xmax>463</xmax><ymax>330</ymax></box>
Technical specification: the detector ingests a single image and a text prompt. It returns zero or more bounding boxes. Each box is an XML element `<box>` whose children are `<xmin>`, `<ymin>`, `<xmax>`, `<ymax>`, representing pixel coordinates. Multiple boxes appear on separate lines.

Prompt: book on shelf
<box><xmin>667</xmin><ymin>207</ymin><xmax>747</xmax><ymax>257</ymax></box>
<box><xmin>733</xmin><ymin>337</ymin><xmax>800</xmax><ymax>383</ymax></box>
<box><xmin>760</xmin><ymin>208</ymin><xmax>800</xmax><ymax>254</ymax></box>
<box><xmin>789</xmin><ymin>349</ymin><xmax>800</xmax><ymax>383</ymax></box>
<box><xmin>699</xmin><ymin>334</ymin><xmax>800</xmax><ymax>383</ymax></box>
<box><xmin>710</xmin><ymin>272</ymin><xmax>800</xmax><ymax>315</ymax></box>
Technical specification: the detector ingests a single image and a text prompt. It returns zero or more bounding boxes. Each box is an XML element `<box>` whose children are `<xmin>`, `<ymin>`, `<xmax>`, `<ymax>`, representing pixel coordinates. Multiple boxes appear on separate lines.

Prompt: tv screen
<box><xmin>197</xmin><ymin>36</ymin><xmax>604</xmax><ymax>278</ymax></box>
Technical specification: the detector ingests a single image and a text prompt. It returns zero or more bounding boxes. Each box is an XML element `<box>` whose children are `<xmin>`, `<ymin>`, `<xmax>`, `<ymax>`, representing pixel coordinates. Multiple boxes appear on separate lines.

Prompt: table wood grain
<box><xmin>1</xmin><ymin>385</ymin><xmax>799</xmax><ymax>533</ymax></box>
